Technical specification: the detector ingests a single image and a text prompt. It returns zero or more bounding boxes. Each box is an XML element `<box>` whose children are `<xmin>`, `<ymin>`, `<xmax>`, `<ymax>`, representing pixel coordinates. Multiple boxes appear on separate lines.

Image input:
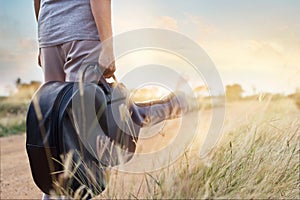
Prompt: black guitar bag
<box><xmin>26</xmin><ymin>77</ymin><xmax>143</xmax><ymax>198</ymax></box>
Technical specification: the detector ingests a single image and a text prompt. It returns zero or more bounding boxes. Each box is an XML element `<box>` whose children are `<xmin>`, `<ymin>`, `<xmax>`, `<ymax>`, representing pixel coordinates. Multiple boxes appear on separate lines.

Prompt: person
<box><xmin>33</xmin><ymin>1</ymin><xmax>195</xmax><ymax>199</ymax></box>
<box><xmin>33</xmin><ymin>0</ymin><xmax>115</xmax><ymax>199</ymax></box>
<box><xmin>34</xmin><ymin>0</ymin><xmax>116</xmax><ymax>83</ymax></box>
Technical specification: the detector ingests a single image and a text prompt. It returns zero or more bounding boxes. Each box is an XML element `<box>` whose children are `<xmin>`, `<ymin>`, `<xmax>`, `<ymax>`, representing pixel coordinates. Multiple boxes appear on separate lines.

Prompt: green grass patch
<box><xmin>0</xmin><ymin>120</ymin><xmax>26</xmax><ymax>137</ymax></box>
<box><xmin>0</xmin><ymin>98</ymin><xmax>29</xmax><ymax>137</ymax></box>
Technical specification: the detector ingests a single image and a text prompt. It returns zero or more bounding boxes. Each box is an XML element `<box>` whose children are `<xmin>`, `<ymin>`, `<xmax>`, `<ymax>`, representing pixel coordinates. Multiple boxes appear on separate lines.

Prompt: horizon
<box><xmin>0</xmin><ymin>0</ymin><xmax>299</xmax><ymax>96</ymax></box>
<box><xmin>1</xmin><ymin>78</ymin><xmax>297</xmax><ymax>98</ymax></box>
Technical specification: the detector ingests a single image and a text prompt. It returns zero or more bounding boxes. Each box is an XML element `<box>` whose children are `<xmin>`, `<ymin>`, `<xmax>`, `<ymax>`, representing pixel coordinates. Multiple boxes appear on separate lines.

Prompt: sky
<box><xmin>0</xmin><ymin>0</ymin><xmax>299</xmax><ymax>96</ymax></box>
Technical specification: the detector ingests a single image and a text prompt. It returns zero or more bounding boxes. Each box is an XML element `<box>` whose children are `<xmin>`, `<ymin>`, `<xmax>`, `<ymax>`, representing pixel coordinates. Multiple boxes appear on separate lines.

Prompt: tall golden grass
<box><xmin>97</xmin><ymin>98</ymin><xmax>299</xmax><ymax>199</ymax></box>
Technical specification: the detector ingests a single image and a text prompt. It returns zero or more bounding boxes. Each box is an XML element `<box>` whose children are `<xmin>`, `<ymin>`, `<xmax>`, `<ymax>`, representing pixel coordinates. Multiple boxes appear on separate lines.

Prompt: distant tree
<box><xmin>226</xmin><ymin>84</ymin><xmax>244</xmax><ymax>101</ymax></box>
<box><xmin>16</xmin><ymin>78</ymin><xmax>21</xmax><ymax>88</ymax></box>
<box><xmin>193</xmin><ymin>85</ymin><xmax>208</xmax><ymax>97</ymax></box>
<box><xmin>13</xmin><ymin>79</ymin><xmax>41</xmax><ymax>99</ymax></box>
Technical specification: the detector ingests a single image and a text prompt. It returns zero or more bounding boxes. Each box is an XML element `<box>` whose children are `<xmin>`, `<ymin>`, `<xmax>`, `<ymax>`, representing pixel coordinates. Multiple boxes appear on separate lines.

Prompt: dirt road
<box><xmin>0</xmin><ymin>134</ymin><xmax>41</xmax><ymax>199</ymax></box>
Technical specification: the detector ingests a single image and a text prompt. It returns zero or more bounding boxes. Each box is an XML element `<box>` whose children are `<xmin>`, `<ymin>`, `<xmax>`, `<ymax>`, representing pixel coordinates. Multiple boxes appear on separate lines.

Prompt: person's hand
<box><xmin>98</xmin><ymin>45</ymin><xmax>116</xmax><ymax>78</ymax></box>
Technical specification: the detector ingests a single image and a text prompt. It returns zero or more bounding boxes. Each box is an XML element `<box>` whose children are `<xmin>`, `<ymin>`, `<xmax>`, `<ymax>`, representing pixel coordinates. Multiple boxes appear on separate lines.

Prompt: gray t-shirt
<box><xmin>38</xmin><ymin>0</ymin><xmax>99</xmax><ymax>47</ymax></box>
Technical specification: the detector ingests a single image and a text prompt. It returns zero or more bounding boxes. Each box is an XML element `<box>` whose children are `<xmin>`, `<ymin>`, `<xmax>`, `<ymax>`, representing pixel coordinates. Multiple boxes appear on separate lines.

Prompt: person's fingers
<box><xmin>103</xmin><ymin>63</ymin><xmax>116</xmax><ymax>78</ymax></box>
<box><xmin>98</xmin><ymin>50</ymin><xmax>116</xmax><ymax>78</ymax></box>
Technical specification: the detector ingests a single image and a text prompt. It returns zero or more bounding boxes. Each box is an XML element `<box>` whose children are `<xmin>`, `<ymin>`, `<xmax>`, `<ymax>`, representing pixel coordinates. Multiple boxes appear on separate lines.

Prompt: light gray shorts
<box><xmin>39</xmin><ymin>40</ymin><xmax>101</xmax><ymax>82</ymax></box>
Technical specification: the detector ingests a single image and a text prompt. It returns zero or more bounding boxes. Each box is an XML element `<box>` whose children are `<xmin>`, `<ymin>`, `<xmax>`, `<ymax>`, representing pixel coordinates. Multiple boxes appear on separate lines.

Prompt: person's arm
<box><xmin>34</xmin><ymin>0</ymin><xmax>41</xmax><ymax>66</ymax></box>
<box><xmin>34</xmin><ymin>0</ymin><xmax>41</xmax><ymax>22</ymax></box>
<box><xmin>90</xmin><ymin>0</ymin><xmax>116</xmax><ymax>78</ymax></box>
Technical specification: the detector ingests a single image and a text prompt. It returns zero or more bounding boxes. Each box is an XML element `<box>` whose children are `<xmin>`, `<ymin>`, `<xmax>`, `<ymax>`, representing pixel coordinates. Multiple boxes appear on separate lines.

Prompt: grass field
<box><xmin>0</xmin><ymin>98</ymin><xmax>29</xmax><ymax>137</ymax></box>
<box><xmin>157</xmin><ymin>99</ymin><xmax>299</xmax><ymax>199</ymax></box>
<box><xmin>0</xmin><ymin>93</ymin><xmax>299</xmax><ymax>199</ymax></box>
<box><xmin>100</xmin><ymin>97</ymin><xmax>299</xmax><ymax>199</ymax></box>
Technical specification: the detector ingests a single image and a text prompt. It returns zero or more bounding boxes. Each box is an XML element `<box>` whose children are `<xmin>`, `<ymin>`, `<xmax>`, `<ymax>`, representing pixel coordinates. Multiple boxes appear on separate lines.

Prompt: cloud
<box><xmin>196</xmin><ymin>37</ymin><xmax>300</xmax><ymax>94</ymax></box>
<box><xmin>247</xmin><ymin>40</ymin><xmax>284</xmax><ymax>57</ymax></box>
<box><xmin>155</xmin><ymin>16</ymin><xmax>178</xmax><ymax>31</ymax></box>
<box><xmin>183</xmin><ymin>13</ymin><xmax>217</xmax><ymax>37</ymax></box>
<box><xmin>113</xmin><ymin>15</ymin><xmax>179</xmax><ymax>33</ymax></box>
<box><xmin>0</xmin><ymin>36</ymin><xmax>41</xmax><ymax>96</ymax></box>
<box><xmin>19</xmin><ymin>38</ymin><xmax>37</xmax><ymax>50</ymax></box>
<box><xmin>250</xmin><ymin>39</ymin><xmax>298</xmax><ymax>68</ymax></box>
